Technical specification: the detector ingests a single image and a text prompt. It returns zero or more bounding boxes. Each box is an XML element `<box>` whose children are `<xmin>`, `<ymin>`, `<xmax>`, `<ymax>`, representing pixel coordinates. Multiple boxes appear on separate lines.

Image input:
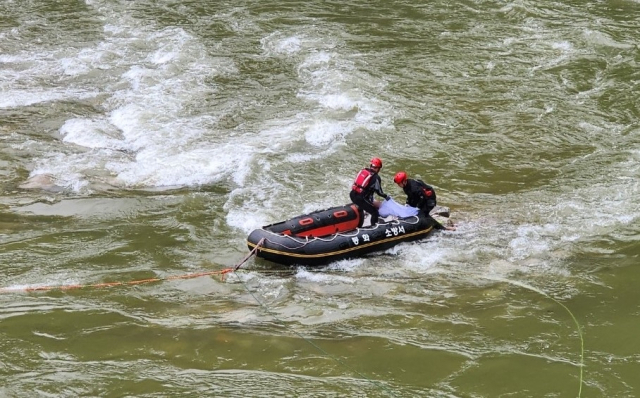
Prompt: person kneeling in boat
<box><xmin>393</xmin><ymin>171</ymin><xmax>456</xmax><ymax>231</ymax></box>
<box><xmin>350</xmin><ymin>157</ymin><xmax>390</xmax><ymax>226</ymax></box>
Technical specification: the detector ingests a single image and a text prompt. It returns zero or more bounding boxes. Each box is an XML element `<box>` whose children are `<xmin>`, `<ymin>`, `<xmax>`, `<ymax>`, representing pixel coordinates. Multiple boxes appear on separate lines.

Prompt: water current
<box><xmin>1</xmin><ymin>0</ymin><xmax>639</xmax><ymax>397</ymax></box>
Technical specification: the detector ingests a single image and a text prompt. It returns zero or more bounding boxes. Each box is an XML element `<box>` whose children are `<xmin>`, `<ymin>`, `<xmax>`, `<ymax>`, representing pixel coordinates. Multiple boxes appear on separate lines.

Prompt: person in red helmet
<box><xmin>393</xmin><ymin>171</ymin><xmax>436</xmax><ymax>215</ymax></box>
<box><xmin>394</xmin><ymin>171</ymin><xmax>455</xmax><ymax>230</ymax></box>
<box><xmin>350</xmin><ymin>157</ymin><xmax>390</xmax><ymax>226</ymax></box>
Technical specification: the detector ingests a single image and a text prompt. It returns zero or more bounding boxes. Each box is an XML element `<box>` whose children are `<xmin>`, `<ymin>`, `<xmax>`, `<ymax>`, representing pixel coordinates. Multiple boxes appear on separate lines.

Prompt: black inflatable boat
<box><xmin>246</xmin><ymin>203</ymin><xmax>447</xmax><ymax>266</ymax></box>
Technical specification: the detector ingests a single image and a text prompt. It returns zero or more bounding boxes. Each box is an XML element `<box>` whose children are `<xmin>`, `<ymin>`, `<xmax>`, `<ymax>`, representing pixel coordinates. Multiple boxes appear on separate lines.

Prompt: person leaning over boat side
<box><xmin>393</xmin><ymin>171</ymin><xmax>456</xmax><ymax>231</ymax></box>
<box><xmin>350</xmin><ymin>157</ymin><xmax>390</xmax><ymax>225</ymax></box>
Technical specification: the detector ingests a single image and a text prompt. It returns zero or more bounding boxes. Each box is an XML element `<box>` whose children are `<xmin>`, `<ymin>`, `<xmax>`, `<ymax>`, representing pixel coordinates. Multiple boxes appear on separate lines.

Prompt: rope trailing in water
<box><xmin>481</xmin><ymin>275</ymin><xmax>584</xmax><ymax>398</ymax></box>
<box><xmin>2</xmin><ymin>243</ymin><xmax>579</xmax><ymax>397</ymax></box>
<box><xmin>0</xmin><ymin>238</ymin><xmax>266</xmax><ymax>294</ymax></box>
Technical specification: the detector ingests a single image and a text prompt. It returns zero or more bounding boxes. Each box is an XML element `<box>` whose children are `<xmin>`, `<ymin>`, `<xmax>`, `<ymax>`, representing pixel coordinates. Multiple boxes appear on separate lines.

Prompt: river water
<box><xmin>1</xmin><ymin>0</ymin><xmax>639</xmax><ymax>397</ymax></box>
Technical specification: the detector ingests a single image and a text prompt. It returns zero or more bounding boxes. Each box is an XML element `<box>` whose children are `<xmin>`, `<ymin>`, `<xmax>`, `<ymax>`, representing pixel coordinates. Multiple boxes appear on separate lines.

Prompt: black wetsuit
<box><xmin>350</xmin><ymin>167</ymin><xmax>388</xmax><ymax>225</ymax></box>
<box><xmin>403</xmin><ymin>179</ymin><xmax>437</xmax><ymax>216</ymax></box>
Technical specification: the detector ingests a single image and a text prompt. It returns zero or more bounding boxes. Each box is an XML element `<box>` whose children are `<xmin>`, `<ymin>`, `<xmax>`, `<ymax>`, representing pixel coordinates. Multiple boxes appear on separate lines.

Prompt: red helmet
<box><xmin>394</xmin><ymin>171</ymin><xmax>407</xmax><ymax>184</ymax></box>
<box><xmin>370</xmin><ymin>157</ymin><xmax>383</xmax><ymax>168</ymax></box>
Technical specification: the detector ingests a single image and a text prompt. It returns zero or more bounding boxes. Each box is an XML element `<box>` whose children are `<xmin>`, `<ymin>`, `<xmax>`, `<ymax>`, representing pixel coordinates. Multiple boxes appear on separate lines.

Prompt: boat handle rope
<box><xmin>234</xmin><ymin>238</ymin><xmax>264</xmax><ymax>271</ymax></box>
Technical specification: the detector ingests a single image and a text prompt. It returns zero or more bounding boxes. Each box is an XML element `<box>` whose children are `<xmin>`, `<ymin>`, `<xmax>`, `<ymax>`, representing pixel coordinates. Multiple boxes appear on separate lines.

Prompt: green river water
<box><xmin>1</xmin><ymin>0</ymin><xmax>639</xmax><ymax>397</ymax></box>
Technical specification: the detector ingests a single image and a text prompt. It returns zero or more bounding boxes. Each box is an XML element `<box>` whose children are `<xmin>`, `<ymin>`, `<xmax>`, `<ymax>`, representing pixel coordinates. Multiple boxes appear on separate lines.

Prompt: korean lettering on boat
<box><xmin>351</xmin><ymin>233</ymin><xmax>371</xmax><ymax>246</ymax></box>
<box><xmin>350</xmin><ymin>227</ymin><xmax>406</xmax><ymax>246</ymax></box>
<box><xmin>351</xmin><ymin>233</ymin><xmax>371</xmax><ymax>245</ymax></box>
<box><xmin>385</xmin><ymin>225</ymin><xmax>405</xmax><ymax>238</ymax></box>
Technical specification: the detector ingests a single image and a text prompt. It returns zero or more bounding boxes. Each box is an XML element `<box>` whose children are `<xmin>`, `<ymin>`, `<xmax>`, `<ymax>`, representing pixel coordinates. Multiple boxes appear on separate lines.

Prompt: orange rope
<box><xmin>0</xmin><ymin>239</ymin><xmax>265</xmax><ymax>294</ymax></box>
<box><xmin>0</xmin><ymin>270</ymin><xmax>231</xmax><ymax>294</ymax></box>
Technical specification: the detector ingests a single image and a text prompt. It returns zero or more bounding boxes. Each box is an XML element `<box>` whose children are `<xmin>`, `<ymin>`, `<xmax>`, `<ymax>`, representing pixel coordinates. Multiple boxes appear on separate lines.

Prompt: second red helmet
<box><xmin>394</xmin><ymin>171</ymin><xmax>407</xmax><ymax>184</ymax></box>
<box><xmin>370</xmin><ymin>157</ymin><xmax>383</xmax><ymax>168</ymax></box>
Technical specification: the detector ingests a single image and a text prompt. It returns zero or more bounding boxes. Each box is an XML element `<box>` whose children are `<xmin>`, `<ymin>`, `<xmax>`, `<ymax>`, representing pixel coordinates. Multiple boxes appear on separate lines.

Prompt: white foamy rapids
<box><xmin>295</xmin><ymin>269</ymin><xmax>357</xmax><ymax>284</ymax></box>
<box><xmin>0</xmin><ymin>88</ymin><xmax>100</xmax><ymax>109</ymax></box>
<box><xmin>35</xmin><ymin>117</ymin><xmax>257</xmax><ymax>190</ymax></box>
<box><xmin>260</xmin><ymin>30</ymin><xmax>394</xmax><ymax>159</ymax></box>
<box><xmin>18</xmin><ymin>12</ymin><xmax>249</xmax><ymax>191</ymax></box>
<box><xmin>225</xmin><ymin>173</ymin><xmax>291</xmax><ymax>235</ymax></box>
<box><xmin>0</xmin><ymin>46</ymin><xmax>101</xmax><ymax>109</ymax></box>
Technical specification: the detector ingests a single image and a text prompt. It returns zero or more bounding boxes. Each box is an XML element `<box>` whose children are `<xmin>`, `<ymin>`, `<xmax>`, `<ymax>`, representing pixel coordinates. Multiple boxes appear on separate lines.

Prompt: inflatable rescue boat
<box><xmin>246</xmin><ymin>203</ymin><xmax>451</xmax><ymax>266</ymax></box>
